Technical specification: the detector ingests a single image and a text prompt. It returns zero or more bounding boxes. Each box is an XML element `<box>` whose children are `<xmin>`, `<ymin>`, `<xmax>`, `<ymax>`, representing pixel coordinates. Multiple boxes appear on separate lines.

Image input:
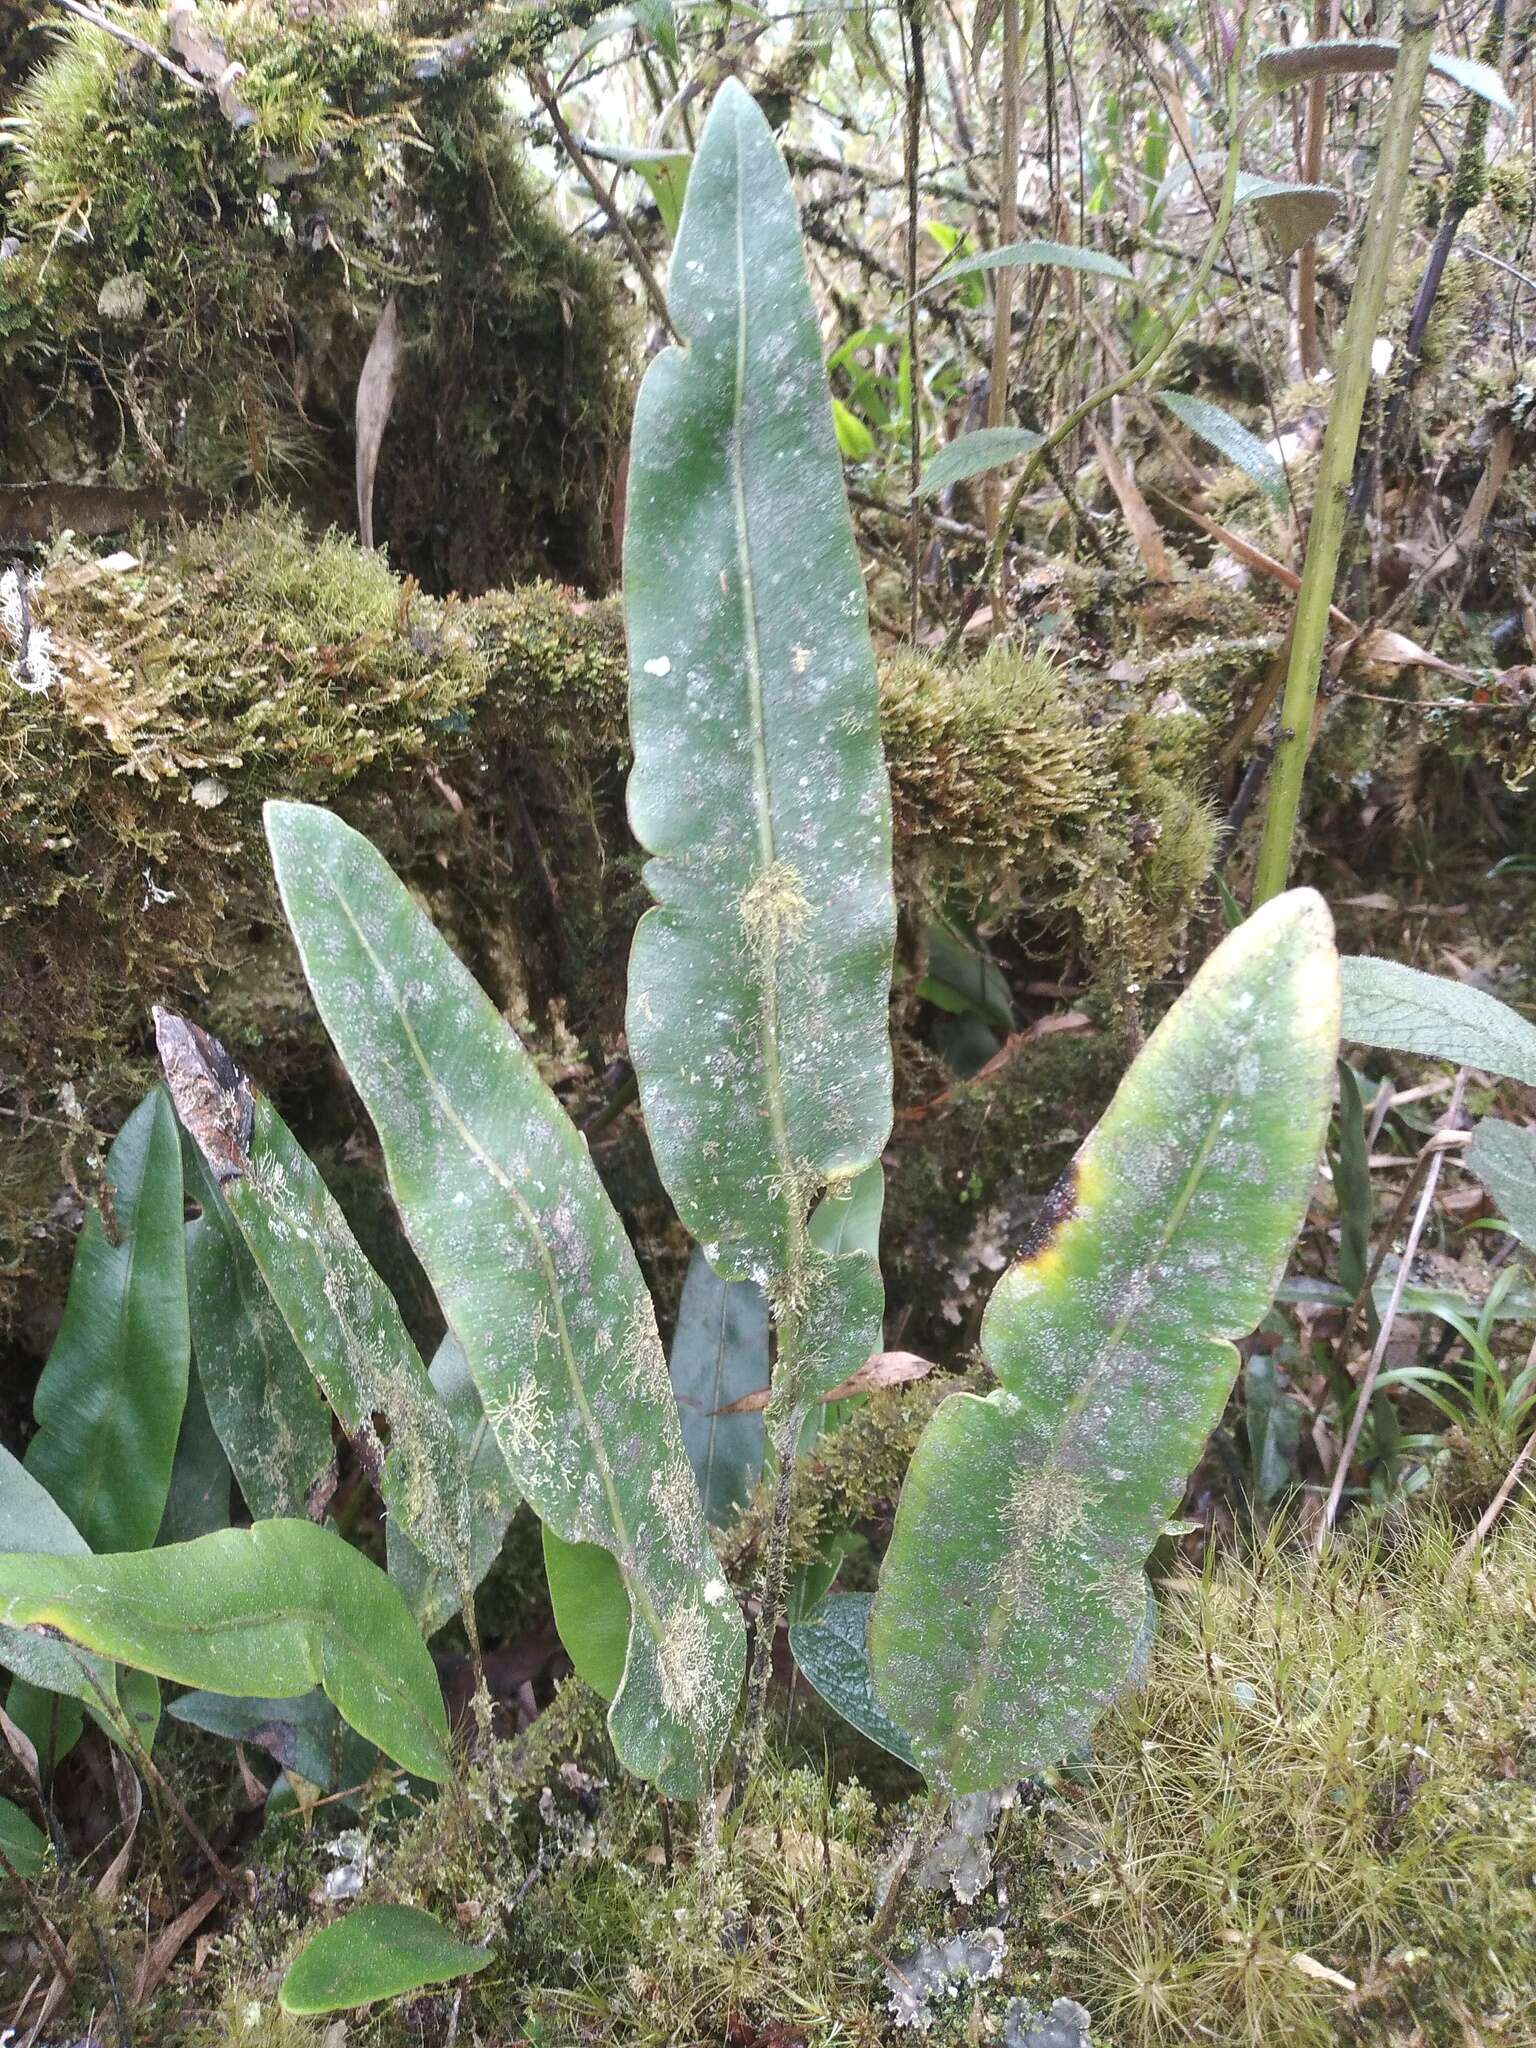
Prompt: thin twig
<box><xmin>53</xmin><ymin>0</ymin><xmax>207</xmax><ymax>94</ymax></box>
<box><xmin>1317</xmin><ymin>1068</ymin><xmax>1468</xmax><ymax>1548</ymax></box>
<box><xmin>1458</xmin><ymin>1419</ymin><xmax>1536</xmax><ymax>1560</ymax></box>
<box><xmin>530</xmin><ymin>68</ymin><xmax>680</xmax><ymax>343</ymax></box>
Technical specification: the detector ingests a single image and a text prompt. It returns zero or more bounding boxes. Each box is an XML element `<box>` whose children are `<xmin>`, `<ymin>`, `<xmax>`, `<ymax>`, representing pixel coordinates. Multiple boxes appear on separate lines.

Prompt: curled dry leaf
<box><xmin>714</xmin><ymin>1350</ymin><xmax>935</xmax><ymax>1415</ymax></box>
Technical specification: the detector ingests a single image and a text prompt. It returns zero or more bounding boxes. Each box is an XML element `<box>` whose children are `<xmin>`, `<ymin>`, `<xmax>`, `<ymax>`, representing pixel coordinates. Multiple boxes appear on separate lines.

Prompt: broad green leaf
<box><xmin>157</xmin><ymin>1017</ymin><xmax>475</xmax><ymax>1640</ymax></box>
<box><xmin>913</xmin><ymin>239</ymin><xmax>1133</xmax><ymax>300</ymax></box>
<box><xmin>1232</xmin><ymin>174</ymin><xmax>1340</xmax><ymax>259</ymax></box>
<box><xmin>0</xmin><ymin>1448</ymin><xmax>110</xmax><ymax>1710</ymax></box>
<box><xmin>182</xmin><ymin>1136</ymin><xmax>334</xmax><ymax>1522</ymax></box>
<box><xmin>389</xmin><ymin>1336</ymin><xmax>522</xmax><ymax>1638</ymax></box>
<box><xmin>0</xmin><ymin>1795</ymin><xmax>47</xmax><ymax>1880</ymax></box>
<box><xmin>1340</xmin><ymin>956</ymin><xmax>1536</xmax><ymax>1086</ymax></box>
<box><xmin>1332</xmin><ymin>1064</ymin><xmax>1381</xmax><ymax>1346</ymax></box>
<box><xmin>1157</xmin><ymin>392</ymin><xmax>1285</xmax><ymax>507</ymax></box>
<box><xmin>670</xmin><ymin>1246</ymin><xmax>769</xmax><ymax>1526</ymax></box>
<box><xmin>832</xmin><ymin>398</ymin><xmax>876</xmax><ymax>461</ymax></box>
<box><xmin>1467</xmin><ymin>1117</ymin><xmax>1536</xmax><ymax>1250</ymax></box>
<box><xmin>542</xmin><ymin>1527</ymin><xmax>629</xmax><ymax>1700</ymax></box>
<box><xmin>919</xmin><ymin>921</ymin><xmax>1015</xmax><ymax>1030</ymax></box>
<box><xmin>26</xmin><ymin>1088</ymin><xmax>189</xmax><ymax>1554</ymax></box>
<box><xmin>1256</xmin><ymin>39</ymin><xmax>1514</xmax><ymax>114</ymax></box>
<box><xmin>914</xmin><ymin>426</ymin><xmax>1043</xmax><ymax>497</ymax></box>
<box><xmin>156</xmin><ymin>1369</ymin><xmax>232</xmax><ymax>1546</ymax></box>
<box><xmin>280</xmin><ymin>1903</ymin><xmax>492</xmax><ymax>2015</ymax></box>
<box><xmin>264</xmin><ymin>803</ymin><xmax>743</xmax><ymax>1801</ymax></box>
<box><xmin>0</xmin><ymin>1522</ymin><xmax>452</xmax><ymax>1784</ymax></box>
<box><xmin>1244</xmin><ymin>1353</ymin><xmax>1302</xmax><ymax>1506</ymax></box>
<box><xmin>167</xmin><ymin>1687</ymin><xmax>347</xmax><ymax>1790</ymax></box>
<box><xmin>624</xmin><ymin>78</ymin><xmax>896</xmax><ymax>1339</ymax></box>
<box><xmin>799</xmin><ymin>1161</ymin><xmax>884</xmax><ymax>1450</ymax></box>
<box><xmin>871</xmin><ymin>890</ymin><xmax>1339</xmax><ymax>1790</ymax></box>
<box><xmin>789</xmin><ymin>1592</ymin><xmax>916</xmax><ymax>1768</ymax></box>
<box><xmin>630</xmin><ymin>0</ymin><xmax>679</xmax><ymax>62</ymax></box>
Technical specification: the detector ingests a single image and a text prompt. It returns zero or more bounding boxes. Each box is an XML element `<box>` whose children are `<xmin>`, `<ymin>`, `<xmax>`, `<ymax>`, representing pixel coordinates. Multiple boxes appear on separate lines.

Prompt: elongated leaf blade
<box><xmin>624</xmin><ymin>78</ymin><xmax>896</xmax><ymax>1301</ymax></box>
<box><xmin>0</xmin><ymin>1448</ymin><xmax>111</xmax><ymax>1708</ymax></box>
<box><xmin>915</xmin><ymin>239</ymin><xmax>1133</xmax><ymax>299</ymax></box>
<box><xmin>156</xmin><ymin>1370</ymin><xmax>232</xmax><ymax>1545</ymax></box>
<box><xmin>26</xmin><ymin>1089</ymin><xmax>189</xmax><ymax>1554</ymax></box>
<box><xmin>871</xmin><ymin>891</ymin><xmax>1339</xmax><ymax>1789</ymax></box>
<box><xmin>264</xmin><ymin>802</ymin><xmax>743</xmax><ymax>1799</ymax></box>
<box><xmin>183</xmin><ymin>1136</ymin><xmax>334</xmax><ymax>1521</ymax></box>
<box><xmin>916</xmin><ymin>426</ymin><xmax>1044</xmax><ymax>497</ymax></box>
<box><xmin>280</xmin><ymin>1904</ymin><xmax>492</xmax><ymax>2015</ymax></box>
<box><xmin>158</xmin><ymin>1019</ymin><xmax>476</xmax><ymax>1641</ymax></box>
<box><xmin>0</xmin><ymin>1795</ymin><xmax>47</xmax><ymax>1880</ymax></box>
<box><xmin>1467</xmin><ymin>1117</ymin><xmax>1536</xmax><ymax>1249</ymax></box>
<box><xmin>790</xmin><ymin>1592</ymin><xmax>915</xmax><ymax>1767</ymax></box>
<box><xmin>670</xmin><ymin>1246</ymin><xmax>769</xmax><ymax>1525</ymax></box>
<box><xmin>167</xmin><ymin>1687</ymin><xmax>345</xmax><ymax>1790</ymax></box>
<box><xmin>390</xmin><ymin>1337</ymin><xmax>522</xmax><ymax>1638</ymax></box>
<box><xmin>0</xmin><ymin>1522</ymin><xmax>451</xmax><ymax>1782</ymax></box>
<box><xmin>1257</xmin><ymin>38</ymin><xmax>1514</xmax><ymax>113</ymax></box>
<box><xmin>1340</xmin><ymin>956</ymin><xmax>1536</xmax><ymax>1085</ymax></box>
<box><xmin>1157</xmin><ymin>391</ymin><xmax>1286</xmax><ymax>507</ymax></box>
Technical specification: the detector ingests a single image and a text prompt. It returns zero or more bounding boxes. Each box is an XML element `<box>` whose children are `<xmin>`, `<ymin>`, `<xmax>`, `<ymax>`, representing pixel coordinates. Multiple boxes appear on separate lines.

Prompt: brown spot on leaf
<box><xmin>1014</xmin><ymin>1160</ymin><xmax>1080</xmax><ymax>1264</ymax></box>
<box><xmin>153</xmin><ymin>1006</ymin><xmax>254</xmax><ymax>1184</ymax></box>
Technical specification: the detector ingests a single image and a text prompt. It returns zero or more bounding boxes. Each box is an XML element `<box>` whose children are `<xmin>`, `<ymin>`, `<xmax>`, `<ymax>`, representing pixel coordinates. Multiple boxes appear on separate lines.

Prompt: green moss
<box><xmin>1049</xmin><ymin>1510</ymin><xmax>1536</xmax><ymax>2047</ymax></box>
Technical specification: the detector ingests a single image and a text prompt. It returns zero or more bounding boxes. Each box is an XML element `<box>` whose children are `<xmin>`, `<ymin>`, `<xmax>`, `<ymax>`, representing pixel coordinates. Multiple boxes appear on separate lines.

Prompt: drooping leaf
<box><xmin>1157</xmin><ymin>392</ymin><xmax>1286</xmax><ymax>507</ymax></box>
<box><xmin>1232</xmin><ymin>174</ymin><xmax>1340</xmax><ymax>258</ymax></box>
<box><xmin>1244</xmin><ymin>1353</ymin><xmax>1302</xmax><ymax>1507</ymax></box>
<box><xmin>1256</xmin><ymin>38</ymin><xmax>1514</xmax><ymax>114</ymax></box>
<box><xmin>389</xmin><ymin>1336</ymin><xmax>522</xmax><ymax>1638</ymax></box>
<box><xmin>669</xmin><ymin>1246</ymin><xmax>769</xmax><ymax>1526</ymax></box>
<box><xmin>263</xmin><ymin>803</ymin><xmax>743</xmax><ymax>1800</ymax></box>
<box><xmin>0</xmin><ymin>1448</ymin><xmax>110</xmax><ymax>1711</ymax></box>
<box><xmin>789</xmin><ymin>1592</ymin><xmax>916</xmax><ymax>1768</ymax></box>
<box><xmin>0</xmin><ymin>1522</ymin><xmax>452</xmax><ymax>1783</ymax></box>
<box><xmin>0</xmin><ymin>1794</ymin><xmax>47</xmax><ymax>1880</ymax></box>
<box><xmin>914</xmin><ymin>239</ymin><xmax>1133</xmax><ymax>300</ymax></box>
<box><xmin>870</xmin><ymin>890</ymin><xmax>1340</xmax><ymax>1790</ymax></box>
<box><xmin>542</xmin><ymin>1527</ymin><xmax>629</xmax><ymax>1700</ymax></box>
<box><xmin>624</xmin><ymin>79</ymin><xmax>896</xmax><ymax>1359</ymax></box>
<box><xmin>279</xmin><ymin>1904</ymin><xmax>492</xmax><ymax>2015</ymax></box>
<box><xmin>919</xmin><ymin>921</ymin><xmax>1016</xmax><ymax>1030</ymax></box>
<box><xmin>603</xmin><ymin>143</ymin><xmax>692</xmax><ymax>235</ymax></box>
<box><xmin>1467</xmin><ymin>1117</ymin><xmax>1536</xmax><ymax>1250</ymax></box>
<box><xmin>25</xmin><ymin>1088</ymin><xmax>189</xmax><ymax>1554</ymax></box>
<box><xmin>799</xmin><ymin>1161</ymin><xmax>885</xmax><ymax>1450</ymax></box>
<box><xmin>166</xmin><ymin>1687</ymin><xmax>348</xmax><ymax>1790</ymax></box>
<box><xmin>156</xmin><ymin>1369</ymin><xmax>232</xmax><ymax>1545</ymax></box>
<box><xmin>158</xmin><ymin>1016</ymin><xmax>476</xmax><ymax>1640</ymax></box>
<box><xmin>1332</xmin><ymin>1063</ymin><xmax>1381</xmax><ymax>1345</ymax></box>
<box><xmin>914</xmin><ymin>426</ymin><xmax>1044</xmax><ymax>497</ymax></box>
<box><xmin>182</xmin><ymin>1135</ymin><xmax>335</xmax><ymax>1522</ymax></box>
<box><xmin>1340</xmin><ymin>956</ymin><xmax>1536</xmax><ymax>1085</ymax></box>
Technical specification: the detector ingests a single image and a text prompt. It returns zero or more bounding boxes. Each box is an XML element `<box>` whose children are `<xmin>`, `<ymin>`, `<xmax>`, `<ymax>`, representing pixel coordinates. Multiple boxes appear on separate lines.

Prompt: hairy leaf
<box><xmin>264</xmin><ymin>802</ymin><xmax>743</xmax><ymax>1800</ymax></box>
<box><xmin>915</xmin><ymin>426</ymin><xmax>1044</xmax><ymax>497</ymax></box>
<box><xmin>670</xmin><ymin>1246</ymin><xmax>769</xmax><ymax>1525</ymax></box>
<box><xmin>624</xmin><ymin>78</ymin><xmax>896</xmax><ymax>1315</ymax></box>
<box><xmin>26</xmin><ymin>1088</ymin><xmax>189</xmax><ymax>1554</ymax></box>
<box><xmin>1157</xmin><ymin>391</ymin><xmax>1285</xmax><ymax>506</ymax></box>
<box><xmin>182</xmin><ymin>1136</ymin><xmax>334</xmax><ymax>1522</ymax></box>
<box><xmin>280</xmin><ymin>1904</ymin><xmax>492</xmax><ymax>2015</ymax></box>
<box><xmin>789</xmin><ymin>1592</ymin><xmax>916</xmax><ymax>1767</ymax></box>
<box><xmin>1467</xmin><ymin>1117</ymin><xmax>1536</xmax><ymax>1249</ymax></box>
<box><xmin>1340</xmin><ymin>956</ymin><xmax>1536</xmax><ymax>1086</ymax></box>
<box><xmin>871</xmin><ymin>891</ymin><xmax>1339</xmax><ymax>1789</ymax></box>
<box><xmin>159</xmin><ymin>1018</ymin><xmax>476</xmax><ymax>1639</ymax></box>
<box><xmin>0</xmin><ymin>1522</ymin><xmax>451</xmax><ymax>1783</ymax></box>
<box><xmin>1233</xmin><ymin>174</ymin><xmax>1340</xmax><ymax>258</ymax></box>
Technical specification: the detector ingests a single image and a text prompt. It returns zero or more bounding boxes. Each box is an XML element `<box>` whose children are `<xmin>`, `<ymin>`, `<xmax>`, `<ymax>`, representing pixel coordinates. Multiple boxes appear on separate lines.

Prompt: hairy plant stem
<box><xmin>943</xmin><ymin>4</ymin><xmax>1253</xmax><ymax>655</ymax></box>
<box><xmin>733</xmin><ymin>1391</ymin><xmax>805</xmax><ymax>1797</ymax></box>
<box><xmin>1251</xmin><ymin>4</ymin><xmax>1439</xmax><ymax>906</ymax></box>
<box><xmin>870</xmin><ymin>1783</ymin><xmax>949</xmax><ymax>1944</ymax></box>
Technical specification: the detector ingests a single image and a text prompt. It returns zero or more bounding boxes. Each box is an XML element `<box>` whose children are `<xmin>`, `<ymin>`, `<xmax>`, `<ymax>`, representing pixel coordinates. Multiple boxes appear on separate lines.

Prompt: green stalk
<box><xmin>1251</xmin><ymin>4</ymin><xmax>1438</xmax><ymax>905</ymax></box>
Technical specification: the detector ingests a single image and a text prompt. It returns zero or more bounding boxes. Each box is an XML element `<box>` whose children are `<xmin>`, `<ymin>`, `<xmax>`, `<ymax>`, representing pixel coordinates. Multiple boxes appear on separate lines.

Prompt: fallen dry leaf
<box><xmin>714</xmin><ymin>1350</ymin><xmax>936</xmax><ymax>1415</ymax></box>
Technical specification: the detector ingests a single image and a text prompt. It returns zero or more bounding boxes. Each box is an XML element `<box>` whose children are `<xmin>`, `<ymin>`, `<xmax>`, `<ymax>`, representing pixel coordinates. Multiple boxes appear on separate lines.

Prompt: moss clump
<box><xmin>1</xmin><ymin>4</ymin><xmax>630</xmax><ymax>591</ymax></box>
<box><xmin>1048</xmin><ymin>1510</ymin><xmax>1536</xmax><ymax>2047</ymax></box>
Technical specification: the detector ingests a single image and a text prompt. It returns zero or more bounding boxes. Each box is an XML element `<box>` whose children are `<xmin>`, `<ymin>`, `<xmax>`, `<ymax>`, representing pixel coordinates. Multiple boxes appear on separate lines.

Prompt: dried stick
<box><xmin>1458</xmin><ymin>1420</ymin><xmax>1536</xmax><ymax>1560</ymax></box>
